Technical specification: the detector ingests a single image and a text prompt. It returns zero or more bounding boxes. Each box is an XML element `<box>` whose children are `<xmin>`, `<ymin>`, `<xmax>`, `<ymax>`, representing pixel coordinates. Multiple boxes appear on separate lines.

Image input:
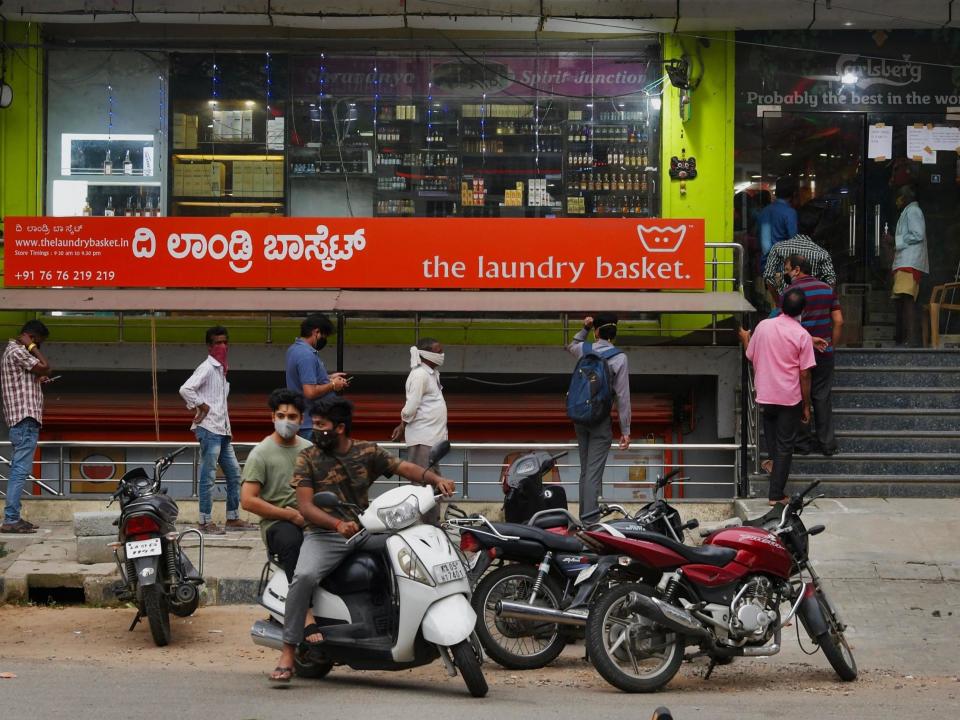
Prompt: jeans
<box><xmin>194</xmin><ymin>426</ymin><xmax>241</xmax><ymax>524</ymax></box>
<box><xmin>761</xmin><ymin>402</ymin><xmax>802</xmax><ymax>501</ymax></box>
<box><xmin>282</xmin><ymin>531</ymin><xmax>354</xmax><ymax>646</ymax></box>
<box><xmin>4</xmin><ymin>418</ymin><xmax>40</xmax><ymax>524</ymax></box>
<box><xmin>574</xmin><ymin>421</ymin><xmax>613</xmax><ymax>519</ymax></box>
<box><xmin>795</xmin><ymin>354</ymin><xmax>836</xmax><ymax>454</ymax></box>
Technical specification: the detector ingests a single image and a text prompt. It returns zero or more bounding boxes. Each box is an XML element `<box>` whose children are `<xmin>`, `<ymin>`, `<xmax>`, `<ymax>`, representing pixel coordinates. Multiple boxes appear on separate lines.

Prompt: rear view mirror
<box><xmin>313</xmin><ymin>491</ymin><xmax>341</xmax><ymax>510</ymax></box>
<box><xmin>427</xmin><ymin>440</ymin><xmax>451</xmax><ymax>467</ymax></box>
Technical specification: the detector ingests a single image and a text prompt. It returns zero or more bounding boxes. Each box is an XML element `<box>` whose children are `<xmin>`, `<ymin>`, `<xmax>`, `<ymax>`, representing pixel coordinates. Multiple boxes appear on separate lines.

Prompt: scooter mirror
<box><xmin>312</xmin><ymin>491</ymin><xmax>342</xmax><ymax>510</ymax></box>
<box><xmin>427</xmin><ymin>440</ymin><xmax>451</xmax><ymax>467</ymax></box>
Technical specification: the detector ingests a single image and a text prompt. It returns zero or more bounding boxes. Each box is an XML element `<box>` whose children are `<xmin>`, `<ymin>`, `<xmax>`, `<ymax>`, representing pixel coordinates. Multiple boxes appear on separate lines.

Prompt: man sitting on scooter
<box><xmin>270</xmin><ymin>395</ymin><xmax>456</xmax><ymax>683</ymax></box>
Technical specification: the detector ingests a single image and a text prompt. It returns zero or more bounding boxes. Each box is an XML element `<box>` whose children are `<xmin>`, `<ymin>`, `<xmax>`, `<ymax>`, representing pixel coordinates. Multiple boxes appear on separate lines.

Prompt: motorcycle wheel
<box><xmin>141</xmin><ymin>585</ymin><xmax>171</xmax><ymax>647</ymax></box>
<box><xmin>585</xmin><ymin>583</ymin><xmax>684</xmax><ymax>693</ymax></box>
<box><xmin>472</xmin><ymin>564</ymin><xmax>566</xmax><ymax>670</ymax></box>
<box><xmin>294</xmin><ymin>649</ymin><xmax>334</xmax><ymax>679</ymax></box>
<box><xmin>815</xmin><ymin>592</ymin><xmax>858</xmax><ymax>681</ymax></box>
<box><xmin>451</xmin><ymin>639</ymin><xmax>488</xmax><ymax>698</ymax></box>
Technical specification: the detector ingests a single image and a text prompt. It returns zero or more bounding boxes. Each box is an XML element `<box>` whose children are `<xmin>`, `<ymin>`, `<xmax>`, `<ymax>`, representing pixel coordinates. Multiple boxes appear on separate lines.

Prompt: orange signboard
<box><xmin>4</xmin><ymin>217</ymin><xmax>705</xmax><ymax>289</ymax></box>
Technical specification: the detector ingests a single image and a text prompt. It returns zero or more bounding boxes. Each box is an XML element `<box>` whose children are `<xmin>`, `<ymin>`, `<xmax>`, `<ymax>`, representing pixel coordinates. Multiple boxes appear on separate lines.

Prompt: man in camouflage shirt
<box><xmin>269</xmin><ymin>395</ymin><xmax>455</xmax><ymax>683</ymax></box>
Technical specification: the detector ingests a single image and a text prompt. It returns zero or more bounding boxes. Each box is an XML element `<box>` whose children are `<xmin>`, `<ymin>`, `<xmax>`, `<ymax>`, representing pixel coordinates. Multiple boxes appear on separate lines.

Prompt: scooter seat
<box><xmin>529</xmin><ymin>510</ymin><xmax>573</xmax><ymax>530</ymax></box>
<box><xmin>493</xmin><ymin>523</ymin><xmax>584</xmax><ymax>552</ymax></box>
<box><xmin>631</xmin><ymin>530</ymin><xmax>737</xmax><ymax>567</ymax></box>
<box><xmin>321</xmin><ymin>552</ymin><xmax>385</xmax><ymax>595</ymax></box>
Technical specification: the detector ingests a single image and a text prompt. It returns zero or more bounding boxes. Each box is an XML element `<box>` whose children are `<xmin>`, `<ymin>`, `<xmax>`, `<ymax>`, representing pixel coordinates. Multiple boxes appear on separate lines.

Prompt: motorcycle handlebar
<box><xmin>657</xmin><ymin>468</ymin><xmax>683</xmax><ymax>487</ymax></box>
<box><xmin>791</xmin><ymin>479</ymin><xmax>822</xmax><ymax>505</ymax></box>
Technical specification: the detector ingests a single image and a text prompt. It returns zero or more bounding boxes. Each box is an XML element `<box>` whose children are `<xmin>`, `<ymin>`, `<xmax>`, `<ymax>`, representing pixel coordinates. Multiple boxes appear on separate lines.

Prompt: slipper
<box><xmin>269</xmin><ymin>666</ymin><xmax>293</xmax><ymax>683</ymax></box>
<box><xmin>1</xmin><ymin>522</ymin><xmax>36</xmax><ymax>534</ymax></box>
<box><xmin>303</xmin><ymin>623</ymin><xmax>324</xmax><ymax>644</ymax></box>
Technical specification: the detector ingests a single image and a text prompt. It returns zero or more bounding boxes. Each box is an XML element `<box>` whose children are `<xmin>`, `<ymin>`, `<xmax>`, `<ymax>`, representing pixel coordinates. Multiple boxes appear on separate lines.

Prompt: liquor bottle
<box><xmin>103</xmin><ymin>149</ymin><xmax>113</xmax><ymax>175</ymax></box>
<box><xmin>602</xmin><ymin>174</ymin><xmax>610</xmax><ymax>191</ymax></box>
<box><xmin>104</xmin><ymin>196</ymin><xmax>115</xmax><ymax>216</ymax></box>
<box><xmin>125</xmin><ymin>195</ymin><xmax>134</xmax><ymax>216</ymax></box>
<box><xmin>123</xmin><ymin>150</ymin><xmax>133</xmax><ymax>175</ymax></box>
<box><xmin>82</xmin><ymin>197</ymin><xmax>92</xmax><ymax>216</ymax></box>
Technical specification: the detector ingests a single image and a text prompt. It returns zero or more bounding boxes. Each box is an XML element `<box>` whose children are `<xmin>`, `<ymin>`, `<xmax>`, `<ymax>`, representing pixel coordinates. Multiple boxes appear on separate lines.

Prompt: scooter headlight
<box><xmin>377</xmin><ymin>494</ymin><xmax>421</xmax><ymax>531</ymax></box>
<box><xmin>396</xmin><ymin>546</ymin><xmax>435</xmax><ymax>586</ymax></box>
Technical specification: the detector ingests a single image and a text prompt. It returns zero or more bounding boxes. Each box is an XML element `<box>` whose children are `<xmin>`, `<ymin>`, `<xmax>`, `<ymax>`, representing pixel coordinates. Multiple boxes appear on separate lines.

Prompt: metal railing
<box><xmin>0</xmin><ymin>439</ymin><xmax>744</xmax><ymax>502</ymax></box>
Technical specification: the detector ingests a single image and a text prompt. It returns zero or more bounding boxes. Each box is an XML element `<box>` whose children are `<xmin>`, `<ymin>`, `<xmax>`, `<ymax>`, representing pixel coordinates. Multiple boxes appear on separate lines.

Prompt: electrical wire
<box><xmin>463</xmin><ymin>375</ymin><xmax>553</xmax><ymax>386</ymax></box>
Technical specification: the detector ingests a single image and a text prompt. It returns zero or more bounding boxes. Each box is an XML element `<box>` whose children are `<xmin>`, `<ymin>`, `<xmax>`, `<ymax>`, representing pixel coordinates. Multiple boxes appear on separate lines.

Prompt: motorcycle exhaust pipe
<box><xmin>495</xmin><ymin>600</ymin><xmax>588</xmax><ymax>627</ymax></box>
<box><xmin>250</xmin><ymin>619</ymin><xmax>286</xmax><ymax>651</ymax></box>
<box><xmin>624</xmin><ymin>592</ymin><xmax>712</xmax><ymax>640</ymax></box>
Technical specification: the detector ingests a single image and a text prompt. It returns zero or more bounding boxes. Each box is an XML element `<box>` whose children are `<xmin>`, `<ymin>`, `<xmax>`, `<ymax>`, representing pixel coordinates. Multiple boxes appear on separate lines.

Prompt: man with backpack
<box><xmin>565</xmin><ymin>314</ymin><xmax>631</xmax><ymax>518</ymax></box>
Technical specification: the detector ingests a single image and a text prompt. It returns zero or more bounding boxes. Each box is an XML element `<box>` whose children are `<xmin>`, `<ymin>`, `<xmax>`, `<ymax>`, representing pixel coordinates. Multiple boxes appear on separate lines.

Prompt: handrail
<box><xmin>0</xmin><ymin>439</ymin><xmax>742</xmax><ymax>501</ymax></box>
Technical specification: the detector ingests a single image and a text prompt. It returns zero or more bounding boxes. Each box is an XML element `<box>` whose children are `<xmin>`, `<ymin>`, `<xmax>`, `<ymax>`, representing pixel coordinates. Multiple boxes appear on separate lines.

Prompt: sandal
<box><xmin>759</xmin><ymin>460</ymin><xmax>773</xmax><ymax>475</ymax></box>
<box><xmin>303</xmin><ymin>623</ymin><xmax>324</xmax><ymax>644</ymax></box>
<box><xmin>269</xmin><ymin>666</ymin><xmax>294</xmax><ymax>683</ymax></box>
<box><xmin>1</xmin><ymin>521</ymin><xmax>37</xmax><ymax>534</ymax></box>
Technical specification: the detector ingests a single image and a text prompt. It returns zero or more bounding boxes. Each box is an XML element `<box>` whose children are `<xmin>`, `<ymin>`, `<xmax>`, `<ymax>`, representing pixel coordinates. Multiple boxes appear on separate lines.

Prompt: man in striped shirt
<box><xmin>763</xmin><ymin>206</ymin><xmax>837</xmax><ymax>302</ymax></box>
<box><xmin>1</xmin><ymin>321</ymin><xmax>53</xmax><ymax>533</ymax></box>
<box><xmin>179</xmin><ymin>326</ymin><xmax>255</xmax><ymax>534</ymax></box>
<box><xmin>781</xmin><ymin>255</ymin><xmax>844</xmax><ymax>456</ymax></box>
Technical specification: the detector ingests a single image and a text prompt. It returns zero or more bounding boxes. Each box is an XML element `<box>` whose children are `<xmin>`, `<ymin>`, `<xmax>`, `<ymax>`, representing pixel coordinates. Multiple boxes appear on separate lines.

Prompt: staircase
<box><xmin>751</xmin><ymin>348</ymin><xmax>960</xmax><ymax>497</ymax></box>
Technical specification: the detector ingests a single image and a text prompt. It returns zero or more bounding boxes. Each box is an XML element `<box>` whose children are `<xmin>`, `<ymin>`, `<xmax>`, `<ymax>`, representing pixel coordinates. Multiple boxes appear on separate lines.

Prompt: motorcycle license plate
<box><xmin>125</xmin><ymin>537</ymin><xmax>162</xmax><ymax>558</ymax></box>
<box><xmin>433</xmin><ymin>560</ymin><xmax>466</xmax><ymax>584</ymax></box>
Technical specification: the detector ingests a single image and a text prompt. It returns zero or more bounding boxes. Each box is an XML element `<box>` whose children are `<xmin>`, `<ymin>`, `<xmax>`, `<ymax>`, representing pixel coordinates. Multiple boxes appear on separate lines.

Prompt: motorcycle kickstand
<box><xmin>128</xmin><ymin>610</ymin><xmax>142</xmax><ymax>632</ymax></box>
<box><xmin>703</xmin><ymin>658</ymin><xmax>718</xmax><ymax>681</ymax></box>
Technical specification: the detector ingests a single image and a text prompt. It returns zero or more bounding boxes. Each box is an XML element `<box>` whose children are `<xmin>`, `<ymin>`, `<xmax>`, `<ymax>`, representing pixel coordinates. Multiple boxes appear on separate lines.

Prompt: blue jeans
<box><xmin>194</xmin><ymin>426</ymin><xmax>241</xmax><ymax>524</ymax></box>
<box><xmin>4</xmin><ymin>418</ymin><xmax>40</xmax><ymax>524</ymax></box>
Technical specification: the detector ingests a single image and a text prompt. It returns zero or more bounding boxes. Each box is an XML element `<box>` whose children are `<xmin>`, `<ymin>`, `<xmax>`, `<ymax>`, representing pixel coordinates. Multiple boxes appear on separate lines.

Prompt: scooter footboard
<box><xmin>421</xmin><ymin>594</ymin><xmax>476</xmax><ymax>647</ymax></box>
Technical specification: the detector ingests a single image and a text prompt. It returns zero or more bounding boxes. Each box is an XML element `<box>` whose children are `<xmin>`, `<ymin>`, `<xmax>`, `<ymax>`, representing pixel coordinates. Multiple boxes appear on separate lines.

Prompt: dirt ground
<box><xmin>1</xmin><ymin>603</ymin><xmax>956</xmax><ymax>701</ymax></box>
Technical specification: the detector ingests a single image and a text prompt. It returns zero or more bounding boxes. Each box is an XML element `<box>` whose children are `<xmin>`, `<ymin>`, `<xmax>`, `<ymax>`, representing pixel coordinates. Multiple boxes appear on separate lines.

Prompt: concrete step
<box><xmin>835</xmin><ymin>348</ymin><xmax>960</xmax><ymax>367</ymax></box>
<box><xmin>834</xmin><ymin>409</ymin><xmax>960</xmax><ymax>431</ymax></box>
<box><xmin>749</xmin><ymin>474</ymin><xmax>960</xmax><ymax>498</ymax></box>
<box><xmin>834</xmin><ymin>431</ymin><xmax>960</xmax><ymax>453</ymax></box>
<box><xmin>789</xmin><ymin>453</ymin><xmax>960</xmax><ymax>475</ymax></box>
<box><xmin>832</xmin><ymin>387</ymin><xmax>960</xmax><ymax>409</ymax></box>
<box><xmin>834</xmin><ymin>367</ymin><xmax>960</xmax><ymax>387</ymax></box>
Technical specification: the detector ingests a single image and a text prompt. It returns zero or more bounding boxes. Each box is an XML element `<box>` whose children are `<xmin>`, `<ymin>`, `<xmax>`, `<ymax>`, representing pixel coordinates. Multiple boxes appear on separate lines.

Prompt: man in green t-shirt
<box><xmin>240</xmin><ymin>389</ymin><xmax>313</xmax><ymax>580</ymax></box>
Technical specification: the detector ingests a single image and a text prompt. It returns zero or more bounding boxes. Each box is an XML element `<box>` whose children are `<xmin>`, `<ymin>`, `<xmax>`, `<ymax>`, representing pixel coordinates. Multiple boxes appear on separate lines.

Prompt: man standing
<box><xmin>763</xmin><ymin>206</ymin><xmax>837</xmax><ymax>300</ymax></box>
<box><xmin>240</xmin><ymin>389</ymin><xmax>313</xmax><ymax>581</ymax></box>
<box><xmin>565</xmin><ymin>314</ymin><xmax>631</xmax><ymax>518</ymax></box>
<box><xmin>756</xmin><ymin>176</ymin><xmax>799</xmax><ymax>272</ymax></box>
<box><xmin>179</xmin><ymin>326</ymin><xmax>254</xmax><ymax>534</ymax></box>
<box><xmin>887</xmin><ymin>185</ymin><xmax>929</xmax><ymax>347</ymax></box>
<box><xmin>390</xmin><ymin>338</ymin><xmax>448</xmax><ymax>467</ymax></box>
<box><xmin>739</xmin><ymin>290</ymin><xmax>816</xmax><ymax>505</ymax></box>
<box><xmin>286</xmin><ymin>314</ymin><xmax>349</xmax><ymax>440</ymax></box>
<box><xmin>269</xmin><ymin>396</ymin><xmax>456</xmax><ymax>683</ymax></box>
<box><xmin>1</xmin><ymin>321</ymin><xmax>52</xmax><ymax>534</ymax></box>
<box><xmin>781</xmin><ymin>255</ymin><xmax>844</xmax><ymax>456</ymax></box>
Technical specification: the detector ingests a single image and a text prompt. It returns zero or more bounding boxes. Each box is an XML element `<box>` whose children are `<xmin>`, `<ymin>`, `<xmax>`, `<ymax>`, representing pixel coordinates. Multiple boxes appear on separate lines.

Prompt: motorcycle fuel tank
<box><xmin>706</xmin><ymin>526</ymin><xmax>793</xmax><ymax>579</ymax></box>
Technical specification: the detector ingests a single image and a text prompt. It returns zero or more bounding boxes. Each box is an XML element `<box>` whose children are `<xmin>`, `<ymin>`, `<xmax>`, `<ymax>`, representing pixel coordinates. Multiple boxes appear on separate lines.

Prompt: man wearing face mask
<box><xmin>390</xmin><ymin>338</ymin><xmax>448</xmax><ymax>467</ymax></box>
<box><xmin>240</xmin><ymin>389</ymin><xmax>313</xmax><ymax>580</ymax></box>
<box><xmin>286</xmin><ymin>314</ymin><xmax>350</xmax><ymax>440</ymax></box>
<box><xmin>180</xmin><ymin>326</ymin><xmax>254</xmax><ymax>534</ymax></box>
<box><xmin>269</xmin><ymin>395</ymin><xmax>456</xmax><ymax>683</ymax></box>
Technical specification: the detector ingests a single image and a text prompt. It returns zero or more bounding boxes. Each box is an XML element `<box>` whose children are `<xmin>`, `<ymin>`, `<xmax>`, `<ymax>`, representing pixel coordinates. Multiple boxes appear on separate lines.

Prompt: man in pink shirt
<box><xmin>738</xmin><ymin>289</ymin><xmax>816</xmax><ymax>504</ymax></box>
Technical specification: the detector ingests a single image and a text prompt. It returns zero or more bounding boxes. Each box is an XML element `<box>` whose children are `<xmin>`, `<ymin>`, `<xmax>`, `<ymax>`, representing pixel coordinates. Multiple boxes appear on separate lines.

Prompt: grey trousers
<box><xmin>575</xmin><ymin>422</ymin><xmax>613</xmax><ymax>518</ymax></box>
<box><xmin>282</xmin><ymin>530</ymin><xmax>353</xmax><ymax>646</ymax></box>
<box><xmin>406</xmin><ymin>444</ymin><xmax>431</xmax><ymax>468</ymax></box>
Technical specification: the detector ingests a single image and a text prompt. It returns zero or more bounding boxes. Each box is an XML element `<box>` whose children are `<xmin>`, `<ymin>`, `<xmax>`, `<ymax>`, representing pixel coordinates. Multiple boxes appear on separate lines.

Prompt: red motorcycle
<box><xmin>581</xmin><ymin>480</ymin><xmax>857</xmax><ymax>693</ymax></box>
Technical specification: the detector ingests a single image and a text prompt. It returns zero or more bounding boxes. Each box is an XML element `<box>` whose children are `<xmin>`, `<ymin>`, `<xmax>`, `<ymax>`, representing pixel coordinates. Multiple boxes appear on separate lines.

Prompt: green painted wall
<box><xmin>659</xmin><ymin>32</ymin><xmax>737</xmax><ymax>335</ymax></box>
<box><xmin>1</xmin><ymin>22</ymin><xmax>44</xmax><ymax>335</ymax></box>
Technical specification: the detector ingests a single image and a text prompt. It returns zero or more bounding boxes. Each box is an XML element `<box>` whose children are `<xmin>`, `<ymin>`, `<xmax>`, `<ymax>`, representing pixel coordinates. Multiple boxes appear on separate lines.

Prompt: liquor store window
<box><xmin>288</xmin><ymin>48</ymin><xmax>661</xmax><ymax>219</ymax></box>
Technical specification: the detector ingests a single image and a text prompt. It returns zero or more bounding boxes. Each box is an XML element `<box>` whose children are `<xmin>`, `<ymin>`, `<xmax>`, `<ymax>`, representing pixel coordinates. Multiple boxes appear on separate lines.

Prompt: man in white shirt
<box><xmin>179</xmin><ymin>326</ymin><xmax>254</xmax><ymax>534</ymax></box>
<box><xmin>390</xmin><ymin>338</ymin><xmax>448</xmax><ymax>467</ymax></box>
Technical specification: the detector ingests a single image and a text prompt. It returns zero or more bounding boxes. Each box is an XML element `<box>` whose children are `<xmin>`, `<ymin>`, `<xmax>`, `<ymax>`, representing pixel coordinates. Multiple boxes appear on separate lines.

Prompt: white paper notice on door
<box><xmin>868</xmin><ymin>124</ymin><xmax>893</xmax><ymax>160</ymax></box>
<box><xmin>906</xmin><ymin>125</ymin><xmax>937</xmax><ymax>164</ymax></box>
<box><xmin>929</xmin><ymin>125</ymin><xmax>960</xmax><ymax>152</ymax></box>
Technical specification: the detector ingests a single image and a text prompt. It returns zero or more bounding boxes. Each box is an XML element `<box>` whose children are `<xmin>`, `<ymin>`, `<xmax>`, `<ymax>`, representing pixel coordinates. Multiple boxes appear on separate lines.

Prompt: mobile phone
<box><xmin>346</xmin><ymin>376</ymin><xmax>355</xmax><ymax>384</ymax></box>
<box><xmin>46</xmin><ymin>375</ymin><xmax>62</xmax><ymax>383</ymax></box>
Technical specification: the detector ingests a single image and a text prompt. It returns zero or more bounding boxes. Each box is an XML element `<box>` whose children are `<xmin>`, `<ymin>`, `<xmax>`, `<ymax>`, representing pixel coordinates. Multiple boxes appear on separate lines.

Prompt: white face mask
<box><xmin>409</xmin><ymin>346</ymin><xmax>445</xmax><ymax>368</ymax></box>
<box><xmin>274</xmin><ymin>418</ymin><xmax>300</xmax><ymax>440</ymax></box>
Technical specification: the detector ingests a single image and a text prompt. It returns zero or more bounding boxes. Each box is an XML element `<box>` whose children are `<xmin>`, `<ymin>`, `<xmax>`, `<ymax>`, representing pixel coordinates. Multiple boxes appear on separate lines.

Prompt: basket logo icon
<box><xmin>637</xmin><ymin>224</ymin><xmax>687</xmax><ymax>253</ymax></box>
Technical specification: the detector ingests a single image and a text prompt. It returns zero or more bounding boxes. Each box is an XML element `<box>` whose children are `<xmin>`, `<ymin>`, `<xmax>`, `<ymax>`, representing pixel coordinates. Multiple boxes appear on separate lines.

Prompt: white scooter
<box><xmin>250</xmin><ymin>442</ymin><xmax>487</xmax><ymax>697</ymax></box>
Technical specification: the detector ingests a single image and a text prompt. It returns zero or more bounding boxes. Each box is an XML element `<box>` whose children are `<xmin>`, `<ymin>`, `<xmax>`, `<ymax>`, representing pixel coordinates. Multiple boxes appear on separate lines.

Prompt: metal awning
<box><xmin>0</xmin><ymin>289</ymin><xmax>754</xmax><ymax>314</ymax></box>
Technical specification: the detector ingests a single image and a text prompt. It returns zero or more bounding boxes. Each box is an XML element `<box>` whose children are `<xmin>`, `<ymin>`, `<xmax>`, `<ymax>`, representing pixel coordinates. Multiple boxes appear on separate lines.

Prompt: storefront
<box><xmin>735</xmin><ymin>30</ymin><xmax>960</xmax><ymax>345</ymax></box>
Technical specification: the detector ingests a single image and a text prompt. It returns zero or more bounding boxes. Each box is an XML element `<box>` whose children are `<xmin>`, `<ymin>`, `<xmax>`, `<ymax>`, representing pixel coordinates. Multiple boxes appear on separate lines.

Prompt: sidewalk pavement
<box><xmin>1</xmin><ymin>498</ymin><xmax>957</xmax><ymax>607</ymax></box>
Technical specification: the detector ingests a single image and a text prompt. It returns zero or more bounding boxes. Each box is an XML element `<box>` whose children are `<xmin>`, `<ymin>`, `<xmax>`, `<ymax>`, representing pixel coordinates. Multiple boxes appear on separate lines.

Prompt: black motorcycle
<box><xmin>446</xmin><ymin>469</ymin><xmax>697</xmax><ymax>669</ymax></box>
<box><xmin>110</xmin><ymin>447</ymin><xmax>205</xmax><ymax>646</ymax></box>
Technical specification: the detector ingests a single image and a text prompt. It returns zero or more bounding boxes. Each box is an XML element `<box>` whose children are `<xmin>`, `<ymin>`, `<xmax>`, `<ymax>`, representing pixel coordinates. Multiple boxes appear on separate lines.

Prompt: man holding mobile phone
<box><xmin>2</xmin><ymin>321</ymin><xmax>53</xmax><ymax>533</ymax></box>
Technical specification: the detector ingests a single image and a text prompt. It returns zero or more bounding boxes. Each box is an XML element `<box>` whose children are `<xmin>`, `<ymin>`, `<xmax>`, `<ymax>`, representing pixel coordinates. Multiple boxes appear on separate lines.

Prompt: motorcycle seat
<box><xmin>321</xmin><ymin>551</ymin><xmax>386</xmax><ymax>595</ymax></box>
<box><xmin>529</xmin><ymin>510</ymin><xmax>574</xmax><ymax>530</ymax></box>
<box><xmin>493</xmin><ymin>523</ymin><xmax>584</xmax><ymax>553</ymax></box>
<box><xmin>632</xmin><ymin>530</ymin><xmax>737</xmax><ymax>567</ymax></box>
